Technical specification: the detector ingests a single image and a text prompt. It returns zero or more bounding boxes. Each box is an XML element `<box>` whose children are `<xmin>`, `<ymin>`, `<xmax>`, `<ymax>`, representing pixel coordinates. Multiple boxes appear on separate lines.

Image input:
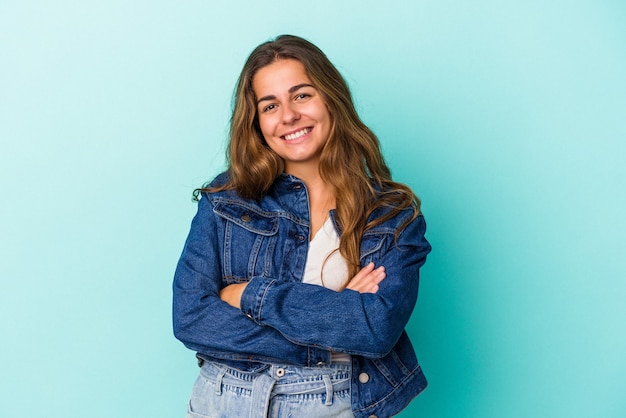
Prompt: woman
<box><xmin>173</xmin><ymin>34</ymin><xmax>431</xmax><ymax>418</ymax></box>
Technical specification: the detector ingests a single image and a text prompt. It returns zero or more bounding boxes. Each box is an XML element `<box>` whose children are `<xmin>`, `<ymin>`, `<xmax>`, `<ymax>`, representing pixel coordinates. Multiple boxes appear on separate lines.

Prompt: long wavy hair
<box><xmin>206</xmin><ymin>34</ymin><xmax>421</xmax><ymax>278</ymax></box>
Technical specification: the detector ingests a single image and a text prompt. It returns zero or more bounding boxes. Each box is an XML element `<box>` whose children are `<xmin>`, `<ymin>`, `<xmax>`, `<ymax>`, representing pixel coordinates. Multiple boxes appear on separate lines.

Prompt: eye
<box><xmin>261</xmin><ymin>103</ymin><xmax>277</xmax><ymax>113</ymax></box>
<box><xmin>295</xmin><ymin>93</ymin><xmax>311</xmax><ymax>101</ymax></box>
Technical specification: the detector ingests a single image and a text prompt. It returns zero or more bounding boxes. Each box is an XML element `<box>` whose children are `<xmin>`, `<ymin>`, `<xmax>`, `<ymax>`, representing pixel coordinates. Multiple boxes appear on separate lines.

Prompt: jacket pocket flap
<box><xmin>214</xmin><ymin>202</ymin><xmax>278</xmax><ymax>236</ymax></box>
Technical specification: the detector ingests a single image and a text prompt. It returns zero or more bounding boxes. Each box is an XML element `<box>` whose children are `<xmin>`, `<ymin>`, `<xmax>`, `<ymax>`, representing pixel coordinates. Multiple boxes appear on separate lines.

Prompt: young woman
<box><xmin>173</xmin><ymin>34</ymin><xmax>431</xmax><ymax>418</ymax></box>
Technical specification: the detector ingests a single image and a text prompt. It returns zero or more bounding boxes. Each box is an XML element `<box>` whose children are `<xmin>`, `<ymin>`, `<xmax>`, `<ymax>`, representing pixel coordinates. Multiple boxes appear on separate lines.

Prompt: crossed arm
<box><xmin>220</xmin><ymin>262</ymin><xmax>386</xmax><ymax>308</ymax></box>
<box><xmin>174</xmin><ymin>194</ymin><xmax>429</xmax><ymax>362</ymax></box>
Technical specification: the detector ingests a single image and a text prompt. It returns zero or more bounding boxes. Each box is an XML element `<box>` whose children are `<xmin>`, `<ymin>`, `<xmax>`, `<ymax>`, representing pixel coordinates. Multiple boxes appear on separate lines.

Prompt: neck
<box><xmin>285</xmin><ymin>161</ymin><xmax>324</xmax><ymax>192</ymax></box>
<box><xmin>306</xmin><ymin>181</ymin><xmax>335</xmax><ymax>238</ymax></box>
<box><xmin>285</xmin><ymin>164</ymin><xmax>336</xmax><ymax>235</ymax></box>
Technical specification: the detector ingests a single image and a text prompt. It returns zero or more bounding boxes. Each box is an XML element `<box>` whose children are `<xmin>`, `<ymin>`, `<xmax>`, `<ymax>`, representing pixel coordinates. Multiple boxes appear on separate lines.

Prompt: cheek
<box><xmin>315</xmin><ymin>108</ymin><xmax>332</xmax><ymax>136</ymax></box>
<box><xmin>257</xmin><ymin>116</ymin><xmax>274</xmax><ymax>139</ymax></box>
<box><xmin>314</xmin><ymin>104</ymin><xmax>332</xmax><ymax>126</ymax></box>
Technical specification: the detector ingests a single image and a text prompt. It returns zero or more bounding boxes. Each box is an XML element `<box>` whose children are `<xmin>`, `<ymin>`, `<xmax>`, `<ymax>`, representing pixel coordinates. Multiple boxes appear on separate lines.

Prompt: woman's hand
<box><xmin>345</xmin><ymin>262</ymin><xmax>386</xmax><ymax>294</ymax></box>
<box><xmin>220</xmin><ymin>282</ymin><xmax>248</xmax><ymax>309</ymax></box>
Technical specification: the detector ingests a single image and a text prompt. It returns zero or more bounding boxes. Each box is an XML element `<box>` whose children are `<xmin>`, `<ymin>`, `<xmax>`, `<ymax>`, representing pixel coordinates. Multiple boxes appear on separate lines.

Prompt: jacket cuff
<box><xmin>240</xmin><ymin>277</ymin><xmax>275</xmax><ymax>324</ymax></box>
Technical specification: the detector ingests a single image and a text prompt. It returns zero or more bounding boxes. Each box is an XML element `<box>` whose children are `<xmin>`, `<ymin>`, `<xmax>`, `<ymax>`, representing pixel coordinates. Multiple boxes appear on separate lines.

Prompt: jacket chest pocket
<box><xmin>214</xmin><ymin>202</ymin><xmax>279</xmax><ymax>283</ymax></box>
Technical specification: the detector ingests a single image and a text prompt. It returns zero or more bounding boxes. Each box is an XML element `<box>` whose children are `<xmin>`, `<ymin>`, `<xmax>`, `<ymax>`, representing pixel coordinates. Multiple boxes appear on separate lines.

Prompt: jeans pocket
<box><xmin>186</xmin><ymin>400</ymin><xmax>214</xmax><ymax>418</ymax></box>
<box><xmin>187</xmin><ymin>374</ymin><xmax>216</xmax><ymax>418</ymax></box>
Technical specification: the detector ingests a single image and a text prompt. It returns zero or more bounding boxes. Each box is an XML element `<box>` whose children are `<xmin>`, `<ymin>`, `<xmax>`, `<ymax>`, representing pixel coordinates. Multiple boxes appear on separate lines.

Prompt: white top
<box><xmin>302</xmin><ymin>217</ymin><xmax>349</xmax><ymax>290</ymax></box>
<box><xmin>302</xmin><ymin>216</ymin><xmax>351</xmax><ymax>363</ymax></box>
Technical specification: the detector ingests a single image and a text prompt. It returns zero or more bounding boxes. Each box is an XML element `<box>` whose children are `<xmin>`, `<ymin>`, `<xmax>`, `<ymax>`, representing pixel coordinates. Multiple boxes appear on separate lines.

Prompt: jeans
<box><xmin>187</xmin><ymin>360</ymin><xmax>355</xmax><ymax>418</ymax></box>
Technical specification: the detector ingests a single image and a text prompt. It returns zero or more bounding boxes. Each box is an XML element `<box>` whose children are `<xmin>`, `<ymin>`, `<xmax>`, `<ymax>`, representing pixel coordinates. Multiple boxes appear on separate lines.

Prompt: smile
<box><xmin>282</xmin><ymin>128</ymin><xmax>312</xmax><ymax>141</ymax></box>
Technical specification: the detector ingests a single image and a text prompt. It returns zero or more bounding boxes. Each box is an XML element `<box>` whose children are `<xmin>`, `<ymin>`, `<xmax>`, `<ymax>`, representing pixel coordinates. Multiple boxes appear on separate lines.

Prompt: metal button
<box><xmin>359</xmin><ymin>372</ymin><xmax>370</xmax><ymax>384</ymax></box>
<box><xmin>368</xmin><ymin>415</ymin><xmax>378</xmax><ymax>418</ymax></box>
<box><xmin>241</xmin><ymin>214</ymin><xmax>251</xmax><ymax>222</ymax></box>
<box><xmin>276</xmin><ymin>368</ymin><xmax>285</xmax><ymax>377</ymax></box>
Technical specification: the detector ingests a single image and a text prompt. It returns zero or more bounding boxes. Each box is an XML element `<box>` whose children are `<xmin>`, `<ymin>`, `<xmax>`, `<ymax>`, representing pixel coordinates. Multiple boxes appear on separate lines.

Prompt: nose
<box><xmin>281</xmin><ymin>103</ymin><xmax>300</xmax><ymax>124</ymax></box>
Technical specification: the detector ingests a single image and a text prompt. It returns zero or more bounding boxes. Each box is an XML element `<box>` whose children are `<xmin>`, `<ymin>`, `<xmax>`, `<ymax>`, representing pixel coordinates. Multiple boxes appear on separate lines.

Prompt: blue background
<box><xmin>1</xmin><ymin>1</ymin><xmax>625</xmax><ymax>417</ymax></box>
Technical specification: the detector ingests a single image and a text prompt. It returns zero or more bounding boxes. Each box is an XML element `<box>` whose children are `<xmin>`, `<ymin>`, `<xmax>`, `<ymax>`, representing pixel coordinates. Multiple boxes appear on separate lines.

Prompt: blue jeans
<box><xmin>187</xmin><ymin>360</ymin><xmax>355</xmax><ymax>418</ymax></box>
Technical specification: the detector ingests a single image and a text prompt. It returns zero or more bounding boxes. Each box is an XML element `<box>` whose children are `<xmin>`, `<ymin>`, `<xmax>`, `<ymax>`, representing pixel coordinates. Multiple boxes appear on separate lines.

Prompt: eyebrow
<box><xmin>256</xmin><ymin>83</ymin><xmax>315</xmax><ymax>105</ymax></box>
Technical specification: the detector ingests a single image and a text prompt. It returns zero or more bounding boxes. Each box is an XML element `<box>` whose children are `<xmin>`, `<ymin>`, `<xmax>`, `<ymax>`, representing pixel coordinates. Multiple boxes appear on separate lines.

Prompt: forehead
<box><xmin>252</xmin><ymin>59</ymin><xmax>313</xmax><ymax>95</ymax></box>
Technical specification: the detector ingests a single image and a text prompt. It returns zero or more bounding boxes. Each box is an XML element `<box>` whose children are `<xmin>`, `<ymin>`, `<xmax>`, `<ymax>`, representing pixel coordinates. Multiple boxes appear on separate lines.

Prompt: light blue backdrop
<box><xmin>1</xmin><ymin>1</ymin><xmax>625</xmax><ymax>417</ymax></box>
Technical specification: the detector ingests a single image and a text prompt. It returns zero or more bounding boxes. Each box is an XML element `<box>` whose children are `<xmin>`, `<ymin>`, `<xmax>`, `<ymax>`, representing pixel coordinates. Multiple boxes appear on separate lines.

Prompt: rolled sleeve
<box><xmin>240</xmin><ymin>277</ymin><xmax>276</xmax><ymax>324</ymax></box>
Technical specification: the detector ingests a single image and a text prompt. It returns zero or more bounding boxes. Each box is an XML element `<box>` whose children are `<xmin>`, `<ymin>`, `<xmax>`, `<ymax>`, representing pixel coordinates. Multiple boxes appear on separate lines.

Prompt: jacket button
<box><xmin>241</xmin><ymin>214</ymin><xmax>251</xmax><ymax>222</ymax></box>
<box><xmin>358</xmin><ymin>372</ymin><xmax>370</xmax><ymax>384</ymax></box>
<box><xmin>368</xmin><ymin>415</ymin><xmax>378</xmax><ymax>418</ymax></box>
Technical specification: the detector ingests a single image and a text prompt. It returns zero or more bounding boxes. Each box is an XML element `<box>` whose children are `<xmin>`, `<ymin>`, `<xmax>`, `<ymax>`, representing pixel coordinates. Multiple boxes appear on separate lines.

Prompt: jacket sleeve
<box><xmin>240</xmin><ymin>212</ymin><xmax>431</xmax><ymax>358</ymax></box>
<box><xmin>172</xmin><ymin>194</ymin><xmax>331</xmax><ymax>366</ymax></box>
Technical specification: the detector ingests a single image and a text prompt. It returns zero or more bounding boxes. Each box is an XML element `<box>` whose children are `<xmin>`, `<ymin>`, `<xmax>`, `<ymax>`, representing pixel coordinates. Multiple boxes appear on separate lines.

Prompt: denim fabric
<box><xmin>187</xmin><ymin>360</ymin><xmax>353</xmax><ymax>418</ymax></box>
<box><xmin>173</xmin><ymin>172</ymin><xmax>431</xmax><ymax>418</ymax></box>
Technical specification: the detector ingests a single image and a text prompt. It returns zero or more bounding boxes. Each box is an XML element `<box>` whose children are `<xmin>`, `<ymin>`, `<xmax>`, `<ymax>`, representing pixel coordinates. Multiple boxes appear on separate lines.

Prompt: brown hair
<box><xmin>205</xmin><ymin>34</ymin><xmax>420</xmax><ymax>278</ymax></box>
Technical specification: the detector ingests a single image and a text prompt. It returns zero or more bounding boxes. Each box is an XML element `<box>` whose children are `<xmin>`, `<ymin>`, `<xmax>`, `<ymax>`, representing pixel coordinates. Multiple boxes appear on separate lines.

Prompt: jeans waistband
<box><xmin>199</xmin><ymin>360</ymin><xmax>351</xmax><ymax>418</ymax></box>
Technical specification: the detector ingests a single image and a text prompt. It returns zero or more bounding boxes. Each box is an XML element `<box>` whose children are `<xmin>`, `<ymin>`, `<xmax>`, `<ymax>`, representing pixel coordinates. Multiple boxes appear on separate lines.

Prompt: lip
<box><xmin>280</xmin><ymin>127</ymin><xmax>313</xmax><ymax>141</ymax></box>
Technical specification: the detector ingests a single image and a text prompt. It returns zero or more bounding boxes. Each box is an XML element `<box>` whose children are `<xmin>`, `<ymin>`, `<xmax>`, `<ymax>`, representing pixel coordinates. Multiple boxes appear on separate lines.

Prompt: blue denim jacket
<box><xmin>173</xmin><ymin>172</ymin><xmax>431</xmax><ymax>418</ymax></box>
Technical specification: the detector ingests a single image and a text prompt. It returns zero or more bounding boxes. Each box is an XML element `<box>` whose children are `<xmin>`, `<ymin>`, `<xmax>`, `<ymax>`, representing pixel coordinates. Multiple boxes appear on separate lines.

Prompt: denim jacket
<box><xmin>173</xmin><ymin>172</ymin><xmax>431</xmax><ymax>418</ymax></box>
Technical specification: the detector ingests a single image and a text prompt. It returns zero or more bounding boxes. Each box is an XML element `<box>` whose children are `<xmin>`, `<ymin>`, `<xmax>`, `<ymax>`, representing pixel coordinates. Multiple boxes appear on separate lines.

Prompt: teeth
<box><xmin>284</xmin><ymin>128</ymin><xmax>310</xmax><ymax>141</ymax></box>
